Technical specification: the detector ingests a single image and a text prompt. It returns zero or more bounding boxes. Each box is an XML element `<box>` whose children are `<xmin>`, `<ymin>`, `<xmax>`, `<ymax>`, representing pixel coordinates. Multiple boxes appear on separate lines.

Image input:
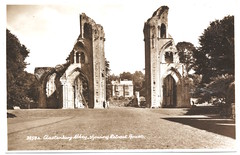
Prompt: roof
<box><xmin>120</xmin><ymin>80</ymin><xmax>133</xmax><ymax>85</ymax></box>
<box><xmin>111</xmin><ymin>80</ymin><xmax>133</xmax><ymax>85</ymax></box>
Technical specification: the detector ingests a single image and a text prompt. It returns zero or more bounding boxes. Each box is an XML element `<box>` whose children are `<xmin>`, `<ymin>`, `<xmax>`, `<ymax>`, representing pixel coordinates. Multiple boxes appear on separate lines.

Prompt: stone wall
<box><xmin>35</xmin><ymin>13</ymin><xmax>106</xmax><ymax>109</ymax></box>
<box><xmin>144</xmin><ymin>6</ymin><xmax>190</xmax><ymax>108</ymax></box>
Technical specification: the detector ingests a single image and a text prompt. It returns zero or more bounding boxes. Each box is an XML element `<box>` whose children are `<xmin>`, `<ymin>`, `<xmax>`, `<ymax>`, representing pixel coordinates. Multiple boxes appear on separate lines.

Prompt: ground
<box><xmin>7</xmin><ymin>106</ymin><xmax>236</xmax><ymax>151</ymax></box>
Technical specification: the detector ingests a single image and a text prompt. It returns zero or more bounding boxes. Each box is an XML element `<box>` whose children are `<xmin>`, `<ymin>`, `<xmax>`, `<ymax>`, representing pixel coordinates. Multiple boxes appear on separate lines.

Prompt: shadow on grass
<box><xmin>184</xmin><ymin>105</ymin><xmax>221</xmax><ymax>115</ymax></box>
<box><xmin>164</xmin><ymin>117</ymin><xmax>235</xmax><ymax>139</ymax></box>
<box><xmin>7</xmin><ymin>112</ymin><xmax>16</xmax><ymax>118</ymax></box>
<box><xmin>163</xmin><ymin>106</ymin><xmax>235</xmax><ymax>139</ymax></box>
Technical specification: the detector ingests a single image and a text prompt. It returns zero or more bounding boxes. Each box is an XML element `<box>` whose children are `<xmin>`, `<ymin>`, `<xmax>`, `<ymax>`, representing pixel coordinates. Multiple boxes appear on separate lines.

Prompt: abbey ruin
<box><xmin>144</xmin><ymin>6</ymin><xmax>190</xmax><ymax>108</ymax></box>
<box><xmin>35</xmin><ymin>13</ymin><xmax>106</xmax><ymax>109</ymax></box>
<box><xmin>34</xmin><ymin>6</ymin><xmax>190</xmax><ymax>109</ymax></box>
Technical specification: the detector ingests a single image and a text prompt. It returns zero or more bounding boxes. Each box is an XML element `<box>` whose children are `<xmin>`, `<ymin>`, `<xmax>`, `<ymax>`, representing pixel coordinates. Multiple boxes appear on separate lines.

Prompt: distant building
<box><xmin>111</xmin><ymin>80</ymin><xmax>134</xmax><ymax>98</ymax></box>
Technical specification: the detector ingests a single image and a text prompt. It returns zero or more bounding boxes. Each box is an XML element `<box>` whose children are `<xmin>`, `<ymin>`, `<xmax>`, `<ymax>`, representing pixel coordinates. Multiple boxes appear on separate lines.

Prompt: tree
<box><xmin>176</xmin><ymin>41</ymin><xmax>201</xmax><ymax>98</ymax></box>
<box><xmin>7</xmin><ymin>29</ymin><xmax>38</xmax><ymax>109</ymax></box>
<box><xmin>105</xmin><ymin>58</ymin><xmax>110</xmax><ymax>78</ymax></box>
<box><xmin>193</xmin><ymin>16</ymin><xmax>234</xmax><ymax>112</ymax></box>
<box><xmin>120</xmin><ymin>72</ymin><xmax>133</xmax><ymax>81</ymax></box>
<box><xmin>105</xmin><ymin>59</ymin><xmax>114</xmax><ymax>101</ymax></box>
<box><xmin>176</xmin><ymin>41</ymin><xmax>196</xmax><ymax>74</ymax></box>
<box><xmin>132</xmin><ymin>71</ymin><xmax>145</xmax><ymax>92</ymax></box>
<box><xmin>194</xmin><ymin>16</ymin><xmax>234</xmax><ymax>83</ymax></box>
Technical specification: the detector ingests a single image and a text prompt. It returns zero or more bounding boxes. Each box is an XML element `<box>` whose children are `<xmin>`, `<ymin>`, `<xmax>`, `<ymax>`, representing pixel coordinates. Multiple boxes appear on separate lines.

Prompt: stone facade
<box><xmin>111</xmin><ymin>80</ymin><xmax>134</xmax><ymax>98</ymax></box>
<box><xmin>143</xmin><ymin>6</ymin><xmax>190</xmax><ymax>108</ymax></box>
<box><xmin>35</xmin><ymin>13</ymin><xmax>106</xmax><ymax>109</ymax></box>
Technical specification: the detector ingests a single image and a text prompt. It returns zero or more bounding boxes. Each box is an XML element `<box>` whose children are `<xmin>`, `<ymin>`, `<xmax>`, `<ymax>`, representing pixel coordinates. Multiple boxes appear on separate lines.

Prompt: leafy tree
<box><xmin>176</xmin><ymin>41</ymin><xmax>201</xmax><ymax>98</ymax></box>
<box><xmin>193</xmin><ymin>16</ymin><xmax>234</xmax><ymax>112</ymax></box>
<box><xmin>105</xmin><ymin>58</ymin><xmax>110</xmax><ymax>78</ymax></box>
<box><xmin>120</xmin><ymin>72</ymin><xmax>133</xmax><ymax>81</ymax></box>
<box><xmin>194</xmin><ymin>15</ymin><xmax>234</xmax><ymax>83</ymax></box>
<box><xmin>176</xmin><ymin>41</ymin><xmax>196</xmax><ymax>74</ymax></box>
<box><xmin>132</xmin><ymin>71</ymin><xmax>145</xmax><ymax>92</ymax></box>
<box><xmin>105</xmin><ymin>59</ymin><xmax>114</xmax><ymax>101</ymax></box>
<box><xmin>7</xmin><ymin>29</ymin><xmax>38</xmax><ymax>109</ymax></box>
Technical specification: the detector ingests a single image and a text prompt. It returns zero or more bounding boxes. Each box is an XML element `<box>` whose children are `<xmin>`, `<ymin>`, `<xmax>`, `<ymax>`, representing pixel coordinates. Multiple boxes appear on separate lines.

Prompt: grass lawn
<box><xmin>7</xmin><ymin>107</ymin><xmax>236</xmax><ymax>150</ymax></box>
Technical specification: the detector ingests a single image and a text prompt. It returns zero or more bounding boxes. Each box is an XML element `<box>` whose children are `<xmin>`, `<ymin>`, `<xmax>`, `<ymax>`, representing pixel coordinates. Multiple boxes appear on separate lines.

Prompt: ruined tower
<box><xmin>35</xmin><ymin>13</ymin><xmax>106</xmax><ymax>109</ymax></box>
<box><xmin>143</xmin><ymin>6</ymin><xmax>190</xmax><ymax>108</ymax></box>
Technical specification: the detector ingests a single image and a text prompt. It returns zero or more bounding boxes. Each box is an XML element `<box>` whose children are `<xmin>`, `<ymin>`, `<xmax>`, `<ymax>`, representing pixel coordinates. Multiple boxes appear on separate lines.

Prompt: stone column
<box><xmin>62</xmin><ymin>84</ymin><xmax>67</xmax><ymax>108</ymax></box>
<box><xmin>74</xmin><ymin>53</ymin><xmax>76</xmax><ymax>64</ymax></box>
<box><xmin>135</xmin><ymin>91</ymin><xmax>140</xmax><ymax>106</ymax></box>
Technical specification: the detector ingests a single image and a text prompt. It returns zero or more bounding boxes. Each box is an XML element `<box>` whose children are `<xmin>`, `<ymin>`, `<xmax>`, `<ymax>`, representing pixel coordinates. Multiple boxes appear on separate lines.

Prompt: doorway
<box><xmin>163</xmin><ymin>75</ymin><xmax>177</xmax><ymax>107</ymax></box>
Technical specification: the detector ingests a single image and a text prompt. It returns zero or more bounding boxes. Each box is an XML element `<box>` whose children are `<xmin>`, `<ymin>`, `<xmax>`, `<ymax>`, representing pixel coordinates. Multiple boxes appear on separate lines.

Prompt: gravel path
<box><xmin>7</xmin><ymin>107</ymin><xmax>236</xmax><ymax>151</ymax></box>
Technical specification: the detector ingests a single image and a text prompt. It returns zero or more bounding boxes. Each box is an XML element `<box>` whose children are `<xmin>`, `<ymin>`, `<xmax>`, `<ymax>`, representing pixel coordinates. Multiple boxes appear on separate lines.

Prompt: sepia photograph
<box><xmin>1</xmin><ymin>0</ymin><xmax>239</xmax><ymax>153</ymax></box>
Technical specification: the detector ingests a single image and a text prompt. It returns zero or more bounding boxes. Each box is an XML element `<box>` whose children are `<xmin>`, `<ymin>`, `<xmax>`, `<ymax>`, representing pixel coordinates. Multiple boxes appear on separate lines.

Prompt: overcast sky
<box><xmin>6</xmin><ymin>0</ymin><xmax>237</xmax><ymax>75</ymax></box>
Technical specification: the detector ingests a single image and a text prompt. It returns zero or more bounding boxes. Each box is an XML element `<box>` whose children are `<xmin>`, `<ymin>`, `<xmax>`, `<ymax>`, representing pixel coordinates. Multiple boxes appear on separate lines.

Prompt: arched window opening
<box><xmin>80</xmin><ymin>52</ymin><xmax>85</xmax><ymax>63</ymax></box>
<box><xmin>160</xmin><ymin>23</ymin><xmax>166</xmax><ymax>38</ymax></box>
<box><xmin>73</xmin><ymin>74</ymin><xmax>89</xmax><ymax>108</ymax></box>
<box><xmin>76</xmin><ymin>52</ymin><xmax>80</xmax><ymax>63</ymax></box>
<box><xmin>165</xmin><ymin>52</ymin><xmax>173</xmax><ymax>63</ymax></box>
<box><xmin>46</xmin><ymin>73</ymin><xmax>56</xmax><ymax>97</ymax></box>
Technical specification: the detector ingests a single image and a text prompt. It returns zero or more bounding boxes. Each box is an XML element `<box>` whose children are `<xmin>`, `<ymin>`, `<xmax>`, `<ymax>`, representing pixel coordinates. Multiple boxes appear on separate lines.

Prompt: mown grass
<box><xmin>7</xmin><ymin>107</ymin><xmax>235</xmax><ymax>150</ymax></box>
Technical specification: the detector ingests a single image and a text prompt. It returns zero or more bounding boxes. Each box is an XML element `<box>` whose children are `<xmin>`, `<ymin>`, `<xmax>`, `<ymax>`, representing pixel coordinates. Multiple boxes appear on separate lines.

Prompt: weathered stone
<box><xmin>35</xmin><ymin>13</ymin><xmax>106</xmax><ymax>109</ymax></box>
<box><xmin>143</xmin><ymin>6</ymin><xmax>190</xmax><ymax>108</ymax></box>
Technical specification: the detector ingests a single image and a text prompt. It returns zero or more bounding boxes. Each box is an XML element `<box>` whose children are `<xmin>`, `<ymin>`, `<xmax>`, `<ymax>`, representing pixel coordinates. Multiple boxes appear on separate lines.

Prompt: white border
<box><xmin>1</xmin><ymin>0</ymin><xmax>239</xmax><ymax>154</ymax></box>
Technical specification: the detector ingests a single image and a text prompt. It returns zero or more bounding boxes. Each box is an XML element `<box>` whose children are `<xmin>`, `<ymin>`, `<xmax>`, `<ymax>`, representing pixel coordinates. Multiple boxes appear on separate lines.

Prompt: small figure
<box><xmin>106</xmin><ymin>101</ymin><xmax>110</xmax><ymax>109</ymax></box>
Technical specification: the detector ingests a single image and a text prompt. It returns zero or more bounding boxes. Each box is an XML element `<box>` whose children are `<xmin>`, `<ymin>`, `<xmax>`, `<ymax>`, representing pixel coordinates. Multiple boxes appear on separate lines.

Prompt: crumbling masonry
<box><xmin>144</xmin><ymin>6</ymin><xmax>190</xmax><ymax>108</ymax></box>
<box><xmin>35</xmin><ymin>13</ymin><xmax>106</xmax><ymax>109</ymax></box>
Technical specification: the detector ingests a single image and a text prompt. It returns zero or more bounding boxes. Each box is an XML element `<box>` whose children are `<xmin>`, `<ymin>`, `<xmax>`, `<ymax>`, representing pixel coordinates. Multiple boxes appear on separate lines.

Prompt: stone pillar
<box><xmin>62</xmin><ymin>84</ymin><xmax>67</xmax><ymax>108</ymax></box>
<box><xmin>135</xmin><ymin>91</ymin><xmax>140</xmax><ymax>106</ymax></box>
<box><xmin>74</xmin><ymin>53</ymin><xmax>76</xmax><ymax>64</ymax></box>
<box><xmin>38</xmin><ymin>85</ymin><xmax>47</xmax><ymax>108</ymax></box>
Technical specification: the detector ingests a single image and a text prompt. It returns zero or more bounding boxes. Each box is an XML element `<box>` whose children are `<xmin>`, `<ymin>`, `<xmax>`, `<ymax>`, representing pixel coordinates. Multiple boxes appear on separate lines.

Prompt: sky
<box><xmin>6</xmin><ymin>0</ymin><xmax>237</xmax><ymax>75</ymax></box>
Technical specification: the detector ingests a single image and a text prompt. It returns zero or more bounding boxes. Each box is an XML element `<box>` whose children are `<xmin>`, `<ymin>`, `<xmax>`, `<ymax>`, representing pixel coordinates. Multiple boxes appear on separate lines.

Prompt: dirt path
<box><xmin>7</xmin><ymin>108</ymin><xmax>236</xmax><ymax>150</ymax></box>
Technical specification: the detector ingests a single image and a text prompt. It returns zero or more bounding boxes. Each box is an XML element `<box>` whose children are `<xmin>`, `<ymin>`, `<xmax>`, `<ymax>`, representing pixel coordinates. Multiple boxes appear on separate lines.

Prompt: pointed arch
<box><xmin>158</xmin><ymin>40</ymin><xmax>173</xmax><ymax>63</ymax></box>
<box><xmin>162</xmin><ymin>67</ymin><xmax>182</xmax><ymax>84</ymax></box>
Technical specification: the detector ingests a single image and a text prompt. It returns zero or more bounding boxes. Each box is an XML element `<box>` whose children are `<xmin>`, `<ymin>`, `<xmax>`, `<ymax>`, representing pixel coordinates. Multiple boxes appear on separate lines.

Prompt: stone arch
<box><xmin>162</xmin><ymin>67</ymin><xmax>182</xmax><ymax>84</ymax></box>
<box><xmin>69</xmin><ymin>68</ymin><xmax>89</xmax><ymax>84</ymax></box>
<box><xmin>74</xmin><ymin>51</ymin><xmax>86</xmax><ymax>64</ymax></box>
<box><xmin>46</xmin><ymin>73</ymin><xmax>56</xmax><ymax>97</ymax></box>
<box><xmin>74</xmin><ymin>41</ymin><xmax>88</xmax><ymax>64</ymax></box>
<box><xmin>72</xmin><ymin>73</ymin><xmax>89</xmax><ymax>108</ymax></box>
<box><xmin>159</xmin><ymin>40</ymin><xmax>173</xmax><ymax>63</ymax></box>
<box><xmin>61</xmin><ymin>67</ymin><xmax>89</xmax><ymax>108</ymax></box>
<box><xmin>161</xmin><ymin>68</ymin><xmax>183</xmax><ymax>108</ymax></box>
<box><xmin>41</xmin><ymin>69</ymin><xmax>62</xmax><ymax>108</ymax></box>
